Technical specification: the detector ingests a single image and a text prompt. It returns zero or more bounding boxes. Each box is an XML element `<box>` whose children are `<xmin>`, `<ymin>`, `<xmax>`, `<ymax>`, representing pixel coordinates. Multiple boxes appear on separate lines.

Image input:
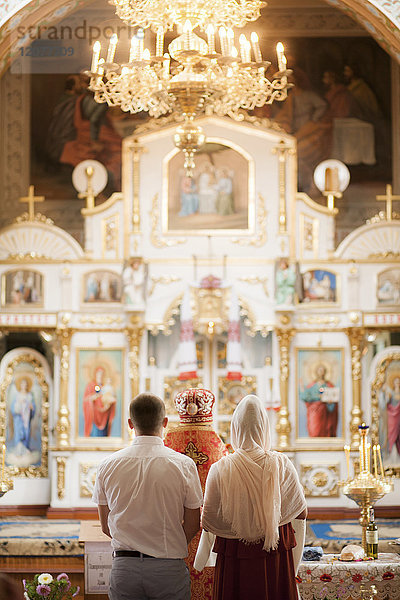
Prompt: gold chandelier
<box><xmin>88</xmin><ymin>3</ymin><xmax>290</xmax><ymax>174</ymax></box>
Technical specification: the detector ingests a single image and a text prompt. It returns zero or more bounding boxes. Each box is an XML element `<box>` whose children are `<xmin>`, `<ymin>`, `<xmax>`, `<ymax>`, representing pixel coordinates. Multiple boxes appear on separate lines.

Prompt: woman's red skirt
<box><xmin>212</xmin><ymin>523</ymin><xmax>298</xmax><ymax>600</ymax></box>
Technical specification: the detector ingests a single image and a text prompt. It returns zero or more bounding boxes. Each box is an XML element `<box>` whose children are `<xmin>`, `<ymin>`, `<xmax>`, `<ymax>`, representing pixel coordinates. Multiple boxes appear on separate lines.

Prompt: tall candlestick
<box><xmin>91</xmin><ymin>41</ymin><xmax>101</xmax><ymax>72</ymax></box>
<box><xmin>344</xmin><ymin>445</ymin><xmax>350</xmax><ymax>479</ymax></box>
<box><xmin>373</xmin><ymin>444</ymin><xmax>378</xmax><ymax>478</ymax></box>
<box><xmin>276</xmin><ymin>42</ymin><xmax>285</xmax><ymax>71</ymax></box>
<box><xmin>156</xmin><ymin>27</ymin><xmax>164</xmax><ymax>57</ymax></box>
<box><xmin>250</xmin><ymin>32</ymin><xmax>262</xmax><ymax>62</ymax></box>
<box><xmin>245</xmin><ymin>39</ymin><xmax>251</xmax><ymax>63</ymax></box>
<box><xmin>106</xmin><ymin>34</ymin><xmax>118</xmax><ymax>64</ymax></box>
<box><xmin>1</xmin><ymin>444</ymin><xmax>5</xmax><ymax>482</ymax></box>
<box><xmin>366</xmin><ymin>443</ymin><xmax>371</xmax><ymax>473</ymax></box>
<box><xmin>377</xmin><ymin>444</ymin><xmax>384</xmax><ymax>477</ymax></box>
<box><xmin>359</xmin><ymin>444</ymin><xmax>364</xmax><ymax>473</ymax></box>
<box><xmin>138</xmin><ymin>35</ymin><xmax>144</xmax><ymax>60</ymax></box>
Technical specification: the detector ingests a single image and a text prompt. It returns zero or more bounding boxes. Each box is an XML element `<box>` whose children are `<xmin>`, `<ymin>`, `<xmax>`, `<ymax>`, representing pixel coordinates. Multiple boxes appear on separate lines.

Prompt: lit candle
<box><xmin>137</xmin><ymin>30</ymin><xmax>144</xmax><ymax>60</ymax></box>
<box><xmin>366</xmin><ymin>443</ymin><xmax>371</xmax><ymax>473</ymax></box>
<box><xmin>163</xmin><ymin>53</ymin><xmax>170</xmax><ymax>78</ymax></box>
<box><xmin>344</xmin><ymin>445</ymin><xmax>350</xmax><ymax>479</ymax></box>
<box><xmin>377</xmin><ymin>444</ymin><xmax>384</xmax><ymax>477</ymax></box>
<box><xmin>276</xmin><ymin>41</ymin><xmax>285</xmax><ymax>71</ymax></box>
<box><xmin>250</xmin><ymin>32</ymin><xmax>262</xmax><ymax>62</ymax></box>
<box><xmin>91</xmin><ymin>41</ymin><xmax>101</xmax><ymax>72</ymax></box>
<box><xmin>97</xmin><ymin>58</ymin><xmax>105</xmax><ymax>77</ymax></box>
<box><xmin>156</xmin><ymin>27</ymin><xmax>164</xmax><ymax>57</ymax></box>
<box><xmin>359</xmin><ymin>443</ymin><xmax>364</xmax><ymax>473</ymax></box>
<box><xmin>206</xmin><ymin>24</ymin><xmax>215</xmax><ymax>54</ymax></box>
<box><xmin>239</xmin><ymin>34</ymin><xmax>247</xmax><ymax>63</ymax></box>
<box><xmin>143</xmin><ymin>48</ymin><xmax>150</xmax><ymax>61</ymax></box>
<box><xmin>373</xmin><ymin>444</ymin><xmax>378</xmax><ymax>478</ymax></box>
<box><xmin>106</xmin><ymin>33</ymin><xmax>118</xmax><ymax>64</ymax></box>
<box><xmin>227</xmin><ymin>28</ymin><xmax>234</xmax><ymax>56</ymax></box>
<box><xmin>1</xmin><ymin>444</ymin><xmax>5</xmax><ymax>482</ymax></box>
<box><xmin>219</xmin><ymin>27</ymin><xmax>227</xmax><ymax>56</ymax></box>
<box><xmin>129</xmin><ymin>36</ymin><xmax>139</xmax><ymax>62</ymax></box>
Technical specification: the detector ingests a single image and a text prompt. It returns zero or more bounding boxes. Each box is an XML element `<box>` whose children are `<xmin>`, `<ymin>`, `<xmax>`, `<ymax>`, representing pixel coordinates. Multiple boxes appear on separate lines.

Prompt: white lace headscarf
<box><xmin>217</xmin><ymin>395</ymin><xmax>305</xmax><ymax>551</ymax></box>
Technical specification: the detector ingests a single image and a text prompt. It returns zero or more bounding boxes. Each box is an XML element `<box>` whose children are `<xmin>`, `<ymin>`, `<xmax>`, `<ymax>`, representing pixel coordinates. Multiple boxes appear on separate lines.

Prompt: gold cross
<box><xmin>376</xmin><ymin>184</ymin><xmax>400</xmax><ymax>221</ymax></box>
<box><xmin>19</xmin><ymin>185</ymin><xmax>44</xmax><ymax>220</ymax></box>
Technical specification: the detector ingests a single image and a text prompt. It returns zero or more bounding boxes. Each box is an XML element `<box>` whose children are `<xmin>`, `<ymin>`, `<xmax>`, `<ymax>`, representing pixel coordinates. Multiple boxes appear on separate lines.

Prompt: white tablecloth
<box><xmin>332</xmin><ymin>118</ymin><xmax>376</xmax><ymax>165</ymax></box>
<box><xmin>298</xmin><ymin>553</ymin><xmax>400</xmax><ymax>600</ymax></box>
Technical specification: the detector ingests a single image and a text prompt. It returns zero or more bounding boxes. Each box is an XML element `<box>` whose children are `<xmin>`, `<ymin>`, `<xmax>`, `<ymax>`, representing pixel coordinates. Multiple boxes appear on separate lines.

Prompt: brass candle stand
<box><xmin>340</xmin><ymin>424</ymin><xmax>393</xmax><ymax>555</ymax></box>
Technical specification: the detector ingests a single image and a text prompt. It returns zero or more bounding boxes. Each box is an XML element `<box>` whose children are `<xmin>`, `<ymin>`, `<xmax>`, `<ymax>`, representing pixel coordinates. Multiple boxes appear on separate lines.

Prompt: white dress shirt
<box><xmin>92</xmin><ymin>436</ymin><xmax>203</xmax><ymax>558</ymax></box>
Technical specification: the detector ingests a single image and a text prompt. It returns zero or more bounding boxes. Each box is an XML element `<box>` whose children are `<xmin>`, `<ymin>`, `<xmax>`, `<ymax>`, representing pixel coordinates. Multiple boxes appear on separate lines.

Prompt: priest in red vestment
<box><xmin>164</xmin><ymin>388</ymin><xmax>228</xmax><ymax>600</ymax></box>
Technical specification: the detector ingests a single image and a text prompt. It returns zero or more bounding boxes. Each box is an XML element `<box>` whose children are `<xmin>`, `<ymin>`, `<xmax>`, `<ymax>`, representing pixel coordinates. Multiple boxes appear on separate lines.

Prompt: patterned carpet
<box><xmin>0</xmin><ymin>517</ymin><xmax>83</xmax><ymax>556</ymax></box>
<box><xmin>306</xmin><ymin>520</ymin><xmax>400</xmax><ymax>553</ymax></box>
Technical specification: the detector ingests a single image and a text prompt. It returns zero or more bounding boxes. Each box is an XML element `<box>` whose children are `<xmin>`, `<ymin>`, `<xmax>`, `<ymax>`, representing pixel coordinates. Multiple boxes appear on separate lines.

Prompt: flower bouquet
<box><xmin>23</xmin><ymin>572</ymin><xmax>80</xmax><ymax>599</ymax></box>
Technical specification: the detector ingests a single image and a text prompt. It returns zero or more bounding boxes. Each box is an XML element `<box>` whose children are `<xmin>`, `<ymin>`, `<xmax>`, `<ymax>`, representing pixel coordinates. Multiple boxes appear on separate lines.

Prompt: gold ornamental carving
<box><xmin>239</xmin><ymin>276</ymin><xmax>269</xmax><ymax>297</ymax></box>
<box><xmin>150</xmin><ymin>194</ymin><xmax>187</xmax><ymax>248</ymax></box>
<box><xmin>347</xmin><ymin>328</ymin><xmax>365</xmax><ymax>449</ymax></box>
<box><xmin>125</xmin><ymin>317</ymin><xmax>145</xmax><ymax>402</ymax></box>
<box><xmin>231</xmin><ymin>193</ymin><xmax>267</xmax><ymax>247</ymax></box>
<box><xmin>301</xmin><ymin>463</ymin><xmax>340</xmax><ymax>497</ymax></box>
<box><xmin>275</xmin><ymin>328</ymin><xmax>295</xmax><ymax>449</ymax></box>
<box><xmin>131</xmin><ymin>139</ymin><xmax>147</xmax><ymax>233</ymax></box>
<box><xmin>56</xmin><ymin>456</ymin><xmax>67</xmax><ymax>500</ymax></box>
<box><xmin>272</xmin><ymin>140</ymin><xmax>295</xmax><ymax>233</ymax></box>
<box><xmin>298</xmin><ymin>316</ymin><xmax>340</xmax><ymax>326</ymax></box>
<box><xmin>80</xmin><ymin>315</ymin><xmax>124</xmax><ymax>325</ymax></box>
<box><xmin>148</xmin><ymin>293</ymin><xmax>183</xmax><ymax>335</ymax></box>
<box><xmin>55</xmin><ymin>328</ymin><xmax>73</xmax><ymax>448</ymax></box>
<box><xmin>191</xmin><ymin>286</ymin><xmax>230</xmax><ymax>338</ymax></box>
<box><xmin>149</xmin><ymin>275</ymin><xmax>181</xmax><ymax>297</ymax></box>
<box><xmin>79</xmin><ymin>462</ymin><xmax>98</xmax><ymax>498</ymax></box>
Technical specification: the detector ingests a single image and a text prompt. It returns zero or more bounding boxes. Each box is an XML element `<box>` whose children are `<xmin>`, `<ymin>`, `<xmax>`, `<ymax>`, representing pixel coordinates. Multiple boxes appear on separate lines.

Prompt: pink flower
<box><xmin>72</xmin><ymin>586</ymin><xmax>80</xmax><ymax>597</ymax></box>
<box><xmin>57</xmin><ymin>573</ymin><xmax>69</xmax><ymax>581</ymax></box>
<box><xmin>36</xmin><ymin>584</ymin><xmax>51</xmax><ymax>597</ymax></box>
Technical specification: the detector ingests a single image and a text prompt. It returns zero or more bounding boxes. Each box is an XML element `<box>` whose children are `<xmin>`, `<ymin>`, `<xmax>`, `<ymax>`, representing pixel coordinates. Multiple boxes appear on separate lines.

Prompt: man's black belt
<box><xmin>113</xmin><ymin>550</ymin><xmax>156</xmax><ymax>558</ymax></box>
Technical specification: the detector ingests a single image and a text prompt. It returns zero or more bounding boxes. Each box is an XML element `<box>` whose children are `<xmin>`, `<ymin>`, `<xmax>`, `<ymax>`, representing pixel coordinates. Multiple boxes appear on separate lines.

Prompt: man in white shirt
<box><xmin>92</xmin><ymin>392</ymin><xmax>203</xmax><ymax>600</ymax></box>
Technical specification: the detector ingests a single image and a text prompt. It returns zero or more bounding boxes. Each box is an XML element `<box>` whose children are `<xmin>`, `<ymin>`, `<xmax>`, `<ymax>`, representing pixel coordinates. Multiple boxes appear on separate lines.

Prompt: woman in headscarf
<box><xmin>202</xmin><ymin>395</ymin><xmax>307</xmax><ymax>600</ymax></box>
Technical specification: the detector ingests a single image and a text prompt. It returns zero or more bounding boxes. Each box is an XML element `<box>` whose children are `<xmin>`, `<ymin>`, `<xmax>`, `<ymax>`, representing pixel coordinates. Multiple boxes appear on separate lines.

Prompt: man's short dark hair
<box><xmin>130</xmin><ymin>393</ymin><xmax>165</xmax><ymax>433</ymax></box>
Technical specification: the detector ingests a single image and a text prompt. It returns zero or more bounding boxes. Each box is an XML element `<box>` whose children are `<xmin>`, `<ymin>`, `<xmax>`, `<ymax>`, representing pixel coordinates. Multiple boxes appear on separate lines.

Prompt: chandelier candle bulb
<box><xmin>129</xmin><ymin>36</ymin><xmax>139</xmax><ymax>62</ymax></box>
<box><xmin>250</xmin><ymin>32</ymin><xmax>262</xmax><ymax>62</ymax></box>
<box><xmin>206</xmin><ymin>24</ymin><xmax>215</xmax><ymax>53</ymax></box>
<box><xmin>106</xmin><ymin>34</ymin><xmax>118</xmax><ymax>64</ymax></box>
<box><xmin>156</xmin><ymin>27</ymin><xmax>164</xmax><ymax>56</ymax></box>
<box><xmin>184</xmin><ymin>20</ymin><xmax>192</xmax><ymax>51</ymax></box>
<box><xmin>239</xmin><ymin>34</ymin><xmax>247</xmax><ymax>62</ymax></box>
<box><xmin>377</xmin><ymin>444</ymin><xmax>384</xmax><ymax>477</ymax></box>
<box><xmin>138</xmin><ymin>35</ymin><xmax>144</xmax><ymax>60</ymax></box>
<box><xmin>373</xmin><ymin>445</ymin><xmax>378</xmax><ymax>478</ymax></box>
<box><xmin>91</xmin><ymin>41</ymin><xmax>101</xmax><ymax>72</ymax></box>
<box><xmin>344</xmin><ymin>445</ymin><xmax>350</xmax><ymax>478</ymax></box>
<box><xmin>219</xmin><ymin>27</ymin><xmax>228</xmax><ymax>56</ymax></box>
<box><xmin>227</xmin><ymin>28</ymin><xmax>234</xmax><ymax>55</ymax></box>
<box><xmin>162</xmin><ymin>53</ymin><xmax>170</xmax><ymax>77</ymax></box>
<box><xmin>276</xmin><ymin>41</ymin><xmax>285</xmax><ymax>71</ymax></box>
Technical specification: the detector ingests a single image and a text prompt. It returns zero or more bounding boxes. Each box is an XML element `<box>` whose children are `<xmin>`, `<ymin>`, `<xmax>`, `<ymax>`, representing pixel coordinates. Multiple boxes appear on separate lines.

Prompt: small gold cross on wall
<box><xmin>19</xmin><ymin>185</ymin><xmax>45</xmax><ymax>220</ymax></box>
<box><xmin>376</xmin><ymin>184</ymin><xmax>400</xmax><ymax>221</ymax></box>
